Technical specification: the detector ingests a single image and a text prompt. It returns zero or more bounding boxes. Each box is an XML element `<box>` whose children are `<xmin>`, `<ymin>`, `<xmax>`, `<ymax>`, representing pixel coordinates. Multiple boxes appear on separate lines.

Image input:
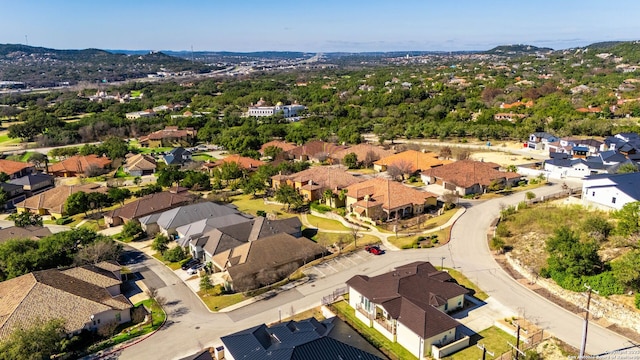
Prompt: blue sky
<box><xmin>1</xmin><ymin>0</ymin><xmax>639</xmax><ymax>52</ymax></box>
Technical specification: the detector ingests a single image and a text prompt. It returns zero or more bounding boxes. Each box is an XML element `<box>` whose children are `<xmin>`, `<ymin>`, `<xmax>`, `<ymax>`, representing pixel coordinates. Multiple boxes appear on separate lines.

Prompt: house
<box><xmin>104</xmin><ymin>190</ymin><xmax>193</xmax><ymax>227</ymax></box>
<box><xmin>9</xmin><ymin>173</ymin><xmax>55</xmax><ymax>196</ymax></box>
<box><xmin>138</xmin><ymin>201</ymin><xmax>242</xmax><ymax>237</ymax></box>
<box><xmin>0</xmin><ymin>263</ymin><xmax>132</xmax><ymax>341</ymax></box>
<box><xmin>175</xmin><ymin>213</ymin><xmax>254</xmax><ymax>247</ymax></box>
<box><xmin>346</xmin><ymin>261</ymin><xmax>470</xmax><ymax>359</ymax></box>
<box><xmin>543</xmin><ymin>153</ymin><xmax>596</xmax><ymax>179</ymax></box>
<box><xmin>125</xmin><ymin>109</ymin><xmax>155</xmax><ymax>120</ymax></box>
<box><xmin>582</xmin><ymin>172</ymin><xmax>640</xmax><ymax>210</ymax></box>
<box><xmin>259</xmin><ymin>140</ymin><xmax>297</xmax><ymax>155</ymax></box>
<box><xmin>0</xmin><ymin>182</ymin><xmax>26</xmax><ymax>209</ymax></box>
<box><xmin>331</xmin><ymin>143</ymin><xmax>396</xmax><ymax>165</ymax></box>
<box><xmin>220</xmin><ymin>317</ymin><xmax>383</xmax><ymax>360</ymax></box>
<box><xmin>0</xmin><ymin>159</ymin><xmax>34</xmax><ymax>179</ymax></box>
<box><xmin>500</xmin><ymin>100</ymin><xmax>533</xmax><ymax>109</ymax></box>
<box><xmin>286</xmin><ymin>140</ymin><xmax>348</xmax><ymax>163</ymax></box>
<box><xmin>247</xmin><ymin>99</ymin><xmax>306</xmax><ymax>119</ymax></box>
<box><xmin>373</xmin><ymin>150</ymin><xmax>450</xmax><ymax>173</ymax></box>
<box><xmin>225</xmin><ymin>232</ymin><xmax>324</xmax><ymax>291</ymax></box>
<box><xmin>526</xmin><ymin>132</ymin><xmax>558</xmax><ymax>150</ymax></box>
<box><xmin>48</xmin><ymin>155</ymin><xmax>112</xmax><ymax>177</ymax></box>
<box><xmin>604</xmin><ymin>133</ymin><xmax>640</xmax><ymax>160</ymax></box>
<box><xmin>0</xmin><ymin>225</ymin><xmax>52</xmax><ymax>244</ymax></box>
<box><xmin>162</xmin><ymin>147</ymin><xmax>192</xmax><ymax>166</ymax></box>
<box><xmin>271</xmin><ymin>166</ymin><xmax>364</xmax><ymax>205</ymax></box>
<box><xmin>123</xmin><ymin>154</ymin><xmax>156</xmax><ymax>176</ymax></box>
<box><xmin>16</xmin><ymin>183</ymin><xmax>107</xmax><ymax>218</ymax></box>
<box><xmin>343</xmin><ymin>178</ymin><xmax>438</xmax><ymax>222</ymax></box>
<box><xmin>574</xmin><ymin>138</ymin><xmax>606</xmax><ymax>156</ymax></box>
<box><xmin>191</xmin><ymin>216</ymin><xmax>303</xmax><ymax>264</ymax></box>
<box><xmin>138</xmin><ymin>126</ymin><xmax>197</xmax><ymax>148</ymax></box>
<box><xmin>493</xmin><ymin>112</ymin><xmax>526</xmax><ymax>122</ymax></box>
<box><xmin>210</xmin><ymin>154</ymin><xmax>264</xmax><ymax>171</ymax></box>
<box><xmin>421</xmin><ymin>160</ymin><xmax>522</xmax><ymax>196</ymax></box>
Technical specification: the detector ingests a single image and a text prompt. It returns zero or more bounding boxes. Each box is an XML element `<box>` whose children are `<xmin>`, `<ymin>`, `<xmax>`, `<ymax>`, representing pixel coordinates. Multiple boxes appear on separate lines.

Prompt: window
<box><xmin>612</xmin><ymin>197</ymin><xmax>617</xmax><ymax>204</ymax></box>
<box><xmin>592</xmin><ymin>191</ymin><xmax>595</xmax><ymax>197</ymax></box>
<box><xmin>115</xmin><ymin>313</ymin><xmax>121</xmax><ymax>322</ymax></box>
<box><xmin>444</xmin><ymin>303</ymin><xmax>448</xmax><ymax>311</ymax></box>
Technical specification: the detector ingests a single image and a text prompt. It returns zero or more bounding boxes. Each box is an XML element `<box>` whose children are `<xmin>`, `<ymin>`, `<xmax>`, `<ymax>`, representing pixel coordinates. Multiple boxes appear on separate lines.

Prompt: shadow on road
<box><xmin>119</xmin><ymin>249</ymin><xmax>146</xmax><ymax>265</ymax></box>
<box><xmin>169</xmin><ymin>306</ymin><xmax>190</xmax><ymax>318</ymax></box>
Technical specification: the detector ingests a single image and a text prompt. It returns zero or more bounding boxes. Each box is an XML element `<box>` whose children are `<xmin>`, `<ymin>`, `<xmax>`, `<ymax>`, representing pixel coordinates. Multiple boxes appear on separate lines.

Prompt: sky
<box><xmin>1</xmin><ymin>0</ymin><xmax>640</xmax><ymax>53</ymax></box>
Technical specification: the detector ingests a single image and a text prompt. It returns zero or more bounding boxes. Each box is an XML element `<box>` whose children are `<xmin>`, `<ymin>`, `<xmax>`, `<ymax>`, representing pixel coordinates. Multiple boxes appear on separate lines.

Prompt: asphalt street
<box><xmin>113</xmin><ymin>181</ymin><xmax>635</xmax><ymax>359</ymax></box>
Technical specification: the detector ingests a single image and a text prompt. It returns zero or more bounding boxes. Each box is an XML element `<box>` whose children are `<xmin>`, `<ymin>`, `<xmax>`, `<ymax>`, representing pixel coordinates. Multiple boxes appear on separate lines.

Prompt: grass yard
<box><xmin>79</xmin><ymin>218</ymin><xmax>106</xmax><ymax>232</ymax></box>
<box><xmin>192</xmin><ymin>153</ymin><xmax>216</xmax><ymax>162</ymax></box>
<box><xmin>5</xmin><ymin>151</ymin><xmax>33</xmax><ymax>162</ymax></box>
<box><xmin>0</xmin><ymin>133</ymin><xmax>21</xmax><ymax>145</ymax></box>
<box><xmin>442</xmin><ymin>327</ymin><xmax>515</xmax><ymax>359</ymax></box>
<box><xmin>230</xmin><ymin>194</ymin><xmax>298</xmax><ymax>219</ymax></box>
<box><xmin>332</xmin><ymin>301</ymin><xmax>418</xmax><ymax>360</ymax></box>
<box><xmin>444</xmin><ymin>267</ymin><xmax>488</xmax><ymax>300</ymax></box>
<box><xmin>389</xmin><ymin>228</ymin><xmax>450</xmax><ymax>249</ymax></box>
<box><xmin>198</xmin><ymin>290</ymin><xmax>246</xmax><ymax>311</ymax></box>
<box><xmin>151</xmin><ymin>252</ymin><xmax>184</xmax><ymax>271</ymax></box>
<box><xmin>306</xmin><ymin>214</ymin><xmax>350</xmax><ymax>231</ymax></box>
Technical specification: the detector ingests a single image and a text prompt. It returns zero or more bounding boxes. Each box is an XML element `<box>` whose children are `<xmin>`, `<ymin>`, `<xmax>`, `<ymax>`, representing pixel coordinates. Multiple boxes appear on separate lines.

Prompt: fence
<box><xmin>494</xmin><ymin>329</ymin><xmax>547</xmax><ymax>360</ymax></box>
<box><xmin>322</xmin><ymin>286</ymin><xmax>349</xmax><ymax>305</ymax></box>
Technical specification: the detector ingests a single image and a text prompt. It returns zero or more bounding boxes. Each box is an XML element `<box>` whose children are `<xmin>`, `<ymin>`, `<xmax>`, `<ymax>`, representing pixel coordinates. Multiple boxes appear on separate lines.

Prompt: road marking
<box><xmin>345</xmin><ymin>256</ymin><xmax>359</xmax><ymax>265</ymax></box>
<box><xmin>313</xmin><ymin>267</ymin><xmax>326</xmax><ymax>277</ymax></box>
<box><xmin>325</xmin><ymin>262</ymin><xmax>338</xmax><ymax>273</ymax></box>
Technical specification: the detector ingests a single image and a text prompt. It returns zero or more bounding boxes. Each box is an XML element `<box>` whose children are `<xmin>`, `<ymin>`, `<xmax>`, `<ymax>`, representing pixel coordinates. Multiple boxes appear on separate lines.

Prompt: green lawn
<box><xmin>230</xmin><ymin>194</ymin><xmax>298</xmax><ymax>219</ymax></box>
<box><xmin>442</xmin><ymin>327</ymin><xmax>515</xmax><ymax>359</ymax></box>
<box><xmin>332</xmin><ymin>301</ymin><xmax>418</xmax><ymax>360</ymax></box>
<box><xmin>192</xmin><ymin>153</ymin><xmax>216</xmax><ymax>162</ymax></box>
<box><xmin>306</xmin><ymin>214</ymin><xmax>350</xmax><ymax>231</ymax></box>
<box><xmin>389</xmin><ymin>228</ymin><xmax>450</xmax><ymax>249</ymax></box>
<box><xmin>0</xmin><ymin>133</ymin><xmax>21</xmax><ymax>145</ymax></box>
<box><xmin>79</xmin><ymin>218</ymin><xmax>106</xmax><ymax>232</ymax></box>
<box><xmin>443</xmin><ymin>267</ymin><xmax>488</xmax><ymax>301</ymax></box>
<box><xmin>198</xmin><ymin>290</ymin><xmax>246</xmax><ymax>311</ymax></box>
<box><xmin>151</xmin><ymin>252</ymin><xmax>184</xmax><ymax>271</ymax></box>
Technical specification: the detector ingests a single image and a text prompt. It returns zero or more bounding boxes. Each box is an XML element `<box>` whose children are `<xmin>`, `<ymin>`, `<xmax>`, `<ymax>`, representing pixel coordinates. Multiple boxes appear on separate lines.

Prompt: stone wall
<box><xmin>506</xmin><ymin>254</ymin><xmax>640</xmax><ymax>333</ymax></box>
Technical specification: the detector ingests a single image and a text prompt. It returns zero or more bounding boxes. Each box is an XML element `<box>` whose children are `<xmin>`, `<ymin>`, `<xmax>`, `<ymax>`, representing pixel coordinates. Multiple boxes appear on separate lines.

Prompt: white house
<box><xmin>527</xmin><ymin>132</ymin><xmax>558</xmax><ymax>150</ymax></box>
<box><xmin>346</xmin><ymin>262</ymin><xmax>470</xmax><ymax>359</ymax></box>
<box><xmin>582</xmin><ymin>172</ymin><xmax>640</xmax><ymax>210</ymax></box>
<box><xmin>544</xmin><ymin>156</ymin><xmax>593</xmax><ymax>179</ymax></box>
<box><xmin>247</xmin><ymin>98</ymin><xmax>306</xmax><ymax>119</ymax></box>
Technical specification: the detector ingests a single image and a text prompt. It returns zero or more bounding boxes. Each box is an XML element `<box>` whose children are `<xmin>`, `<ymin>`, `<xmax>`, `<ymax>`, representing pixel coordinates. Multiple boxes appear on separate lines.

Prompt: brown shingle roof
<box><xmin>287</xmin><ymin>140</ymin><xmax>348</xmax><ymax>159</ymax></box>
<box><xmin>125</xmin><ymin>154</ymin><xmax>156</xmax><ymax>172</ymax></box>
<box><xmin>0</xmin><ymin>226</ymin><xmax>52</xmax><ymax>243</ymax></box>
<box><xmin>0</xmin><ymin>269</ymin><xmax>131</xmax><ymax>340</ymax></box>
<box><xmin>213</xmin><ymin>154</ymin><xmax>265</xmax><ymax>170</ymax></box>
<box><xmin>0</xmin><ymin>159</ymin><xmax>33</xmax><ymax>177</ymax></box>
<box><xmin>139</xmin><ymin>127</ymin><xmax>196</xmax><ymax>143</ymax></box>
<box><xmin>346</xmin><ymin>262</ymin><xmax>467</xmax><ymax>339</ymax></box>
<box><xmin>16</xmin><ymin>183</ymin><xmax>107</xmax><ymax>215</ymax></box>
<box><xmin>106</xmin><ymin>191</ymin><xmax>193</xmax><ymax>222</ymax></box>
<box><xmin>331</xmin><ymin>143</ymin><xmax>395</xmax><ymax>162</ymax></box>
<box><xmin>48</xmin><ymin>155</ymin><xmax>112</xmax><ymax>175</ymax></box>
<box><xmin>374</xmin><ymin>150</ymin><xmax>450</xmax><ymax>173</ymax></box>
<box><xmin>344</xmin><ymin>178</ymin><xmax>437</xmax><ymax>210</ymax></box>
<box><xmin>421</xmin><ymin>160</ymin><xmax>521</xmax><ymax>188</ymax></box>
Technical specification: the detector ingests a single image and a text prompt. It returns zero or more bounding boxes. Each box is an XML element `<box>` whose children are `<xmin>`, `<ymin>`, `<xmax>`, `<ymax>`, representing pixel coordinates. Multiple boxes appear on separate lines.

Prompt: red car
<box><xmin>365</xmin><ymin>245</ymin><xmax>383</xmax><ymax>255</ymax></box>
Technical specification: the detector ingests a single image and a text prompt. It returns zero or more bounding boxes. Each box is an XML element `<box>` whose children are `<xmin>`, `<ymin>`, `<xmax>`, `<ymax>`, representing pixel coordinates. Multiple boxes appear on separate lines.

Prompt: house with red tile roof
<box><xmin>0</xmin><ymin>159</ymin><xmax>34</xmax><ymax>179</ymax></box>
<box><xmin>259</xmin><ymin>140</ymin><xmax>297</xmax><ymax>155</ymax></box>
<box><xmin>271</xmin><ymin>166</ymin><xmax>364</xmax><ymax>205</ymax></box>
<box><xmin>207</xmin><ymin>154</ymin><xmax>265</xmax><ymax>172</ymax></box>
<box><xmin>500</xmin><ymin>100</ymin><xmax>534</xmax><ymax>109</ymax></box>
<box><xmin>420</xmin><ymin>160</ymin><xmax>522</xmax><ymax>196</ymax></box>
<box><xmin>373</xmin><ymin>150</ymin><xmax>450</xmax><ymax>173</ymax></box>
<box><xmin>331</xmin><ymin>143</ymin><xmax>396</xmax><ymax>166</ymax></box>
<box><xmin>286</xmin><ymin>140</ymin><xmax>348</xmax><ymax>163</ymax></box>
<box><xmin>16</xmin><ymin>183</ymin><xmax>107</xmax><ymax>218</ymax></box>
<box><xmin>48</xmin><ymin>155</ymin><xmax>112</xmax><ymax>178</ymax></box>
<box><xmin>346</xmin><ymin>261</ymin><xmax>469</xmax><ymax>359</ymax></box>
<box><xmin>138</xmin><ymin>126</ymin><xmax>197</xmax><ymax>148</ymax></box>
<box><xmin>343</xmin><ymin>178</ymin><xmax>438</xmax><ymax>222</ymax></box>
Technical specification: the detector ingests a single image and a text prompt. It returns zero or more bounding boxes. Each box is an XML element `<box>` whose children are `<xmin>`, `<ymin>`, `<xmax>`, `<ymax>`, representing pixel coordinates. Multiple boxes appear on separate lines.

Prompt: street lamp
<box><xmin>440</xmin><ymin>257</ymin><xmax>446</xmax><ymax>270</ymax></box>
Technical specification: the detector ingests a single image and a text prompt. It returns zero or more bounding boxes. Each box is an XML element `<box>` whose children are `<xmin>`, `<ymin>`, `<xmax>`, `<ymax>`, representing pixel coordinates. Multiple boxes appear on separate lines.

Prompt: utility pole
<box><xmin>476</xmin><ymin>343</ymin><xmax>494</xmax><ymax>360</ymax></box>
<box><xmin>515</xmin><ymin>323</ymin><xmax>521</xmax><ymax>360</ymax></box>
<box><xmin>440</xmin><ymin>256</ymin><xmax>446</xmax><ymax>270</ymax></box>
<box><xmin>579</xmin><ymin>284</ymin><xmax>599</xmax><ymax>359</ymax></box>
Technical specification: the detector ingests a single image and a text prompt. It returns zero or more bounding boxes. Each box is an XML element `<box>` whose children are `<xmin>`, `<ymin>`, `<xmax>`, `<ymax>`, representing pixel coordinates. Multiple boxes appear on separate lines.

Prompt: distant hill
<box><xmin>583</xmin><ymin>41</ymin><xmax>626</xmax><ymax>50</ymax></box>
<box><xmin>484</xmin><ymin>44</ymin><xmax>554</xmax><ymax>55</ymax></box>
<box><xmin>0</xmin><ymin>44</ymin><xmax>215</xmax><ymax>87</ymax></box>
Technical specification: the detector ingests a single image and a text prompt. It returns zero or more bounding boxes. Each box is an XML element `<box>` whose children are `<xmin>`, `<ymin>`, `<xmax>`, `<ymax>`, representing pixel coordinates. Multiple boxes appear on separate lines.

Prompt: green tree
<box><xmin>616</xmin><ymin>163</ymin><xmax>638</xmax><ymax>174</ymax></box>
<box><xmin>274</xmin><ymin>184</ymin><xmax>303</xmax><ymax>211</ymax></box>
<box><xmin>613</xmin><ymin>202</ymin><xmax>640</xmax><ymax>236</ymax></box>
<box><xmin>342</xmin><ymin>152</ymin><xmax>359</xmax><ymax>169</ymax></box>
<box><xmin>219</xmin><ymin>161</ymin><xmax>243</xmax><ymax>186</ymax></box>
<box><xmin>0</xmin><ymin>172</ymin><xmax>9</xmax><ymax>183</ymax></box>
<box><xmin>156</xmin><ymin>166</ymin><xmax>185</xmax><ymax>187</ymax></box>
<box><xmin>163</xmin><ymin>245</ymin><xmax>186</xmax><ymax>262</ymax></box>
<box><xmin>545</xmin><ymin>226</ymin><xmax>602</xmax><ymax>278</ymax></box>
<box><xmin>200</xmin><ymin>273</ymin><xmax>214</xmax><ymax>291</ymax></box>
<box><xmin>263</xmin><ymin>145</ymin><xmax>283</xmax><ymax>159</ymax></box>
<box><xmin>65</xmin><ymin>191</ymin><xmax>90</xmax><ymax>216</ymax></box>
<box><xmin>152</xmin><ymin>234</ymin><xmax>171</xmax><ymax>254</ymax></box>
<box><xmin>8</xmin><ymin>210</ymin><xmax>43</xmax><ymax>227</ymax></box>
<box><xmin>582</xmin><ymin>215</ymin><xmax>613</xmax><ymax>241</ymax></box>
<box><xmin>99</xmin><ymin>136</ymin><xmax>129</xmax><ymax>160</ymax></box>
<box><xmin>242</xmin><ymin>175</ymin><xmax>266</xmax><ymax>198</ymax></box>
<box><xmin>87</xmin><ymin>192</ymin><xmax>111</xmax><ymax>214</ymax></box>
<box><xmin>108</xmin><ymin>187</ymin><xmax>131</xmax><ymax>206</ymax></box>
<box><xmin>611</xmin><ymin>250</ymin><xmax>640</xmax><ymax>291</ymax></box>
<box><xmin>122</xmin><ymin>220</ymin><xmax>144</xmax><ymax>239</ymax></box>
<box><xmin>0</xmin><ymin>318</ymin><xmax>68</xmax><ymax>360</ymax></box>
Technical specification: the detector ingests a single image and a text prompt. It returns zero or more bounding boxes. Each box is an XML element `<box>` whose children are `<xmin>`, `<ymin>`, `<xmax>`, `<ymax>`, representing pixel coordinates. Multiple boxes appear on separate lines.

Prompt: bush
<box><xmin>256</xmin><ymin>210</ymin><xmax>267</xmax><ymax>217</ymax></box>
<box><xmin>55</xmin><ymin>216</ymin><xmax>72</xmax><ymax>225</ymax></box>
<box><xmin>495</xmin><ymin>223</ymin><xmax>511</xmax><ymax>237</ymax></box>
<box><xmin>490</xmin><ymin>236</ymin><xmax>505</xmax><ymax>251</ymax></box>
<box><xmin>122</xmin><ymin>220</ymin><xmax>145</xmax><ymax>239</ymax></box>
<box><xmin>310</xmin><ymin>201</ymin><xmax>331</xmax><ymax>214</ymax></box>
<box><xmin>164</xmin><ymin>246</ymin><xmax>186</xmax><ymax>262</ymax></box>
<box><xmin>334</xmin><ymin>208</ymin><xmax>346</xmax><ymax>216</ymax></box>
<box><xmin>636</xmin><ymin>293</ymin><xmax>640</xmax><ymax>309</ymax></box>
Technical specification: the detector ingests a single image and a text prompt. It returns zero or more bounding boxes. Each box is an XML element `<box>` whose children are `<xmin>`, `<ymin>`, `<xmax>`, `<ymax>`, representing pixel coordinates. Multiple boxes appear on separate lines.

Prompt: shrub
<box><xmin>200</xmin><ymin>274</ymin><xmax>213</xmax><ymax>291</ymax></box>
<box><xmin>490</xmin><ymin>236</ymin><xmax>505</xmax><ymax>251</ymax></box>
<box><xmin>310</xmin><ymin>201</ymin><xmax>331</xmax><ymax>214</ymax></box>
<box><xmin>122</xmin><ymin>220</ymin><xmax>145</xmax><ymax>239</ymax></box>
<box><xmin>164</xmin><ymin>246</ymin><xmax>186</xmax><ymax>262</ymax></box>
<box><xmin>256</xmin><ymin>210</ymin><xmax>267</xmax><ymax>217</ymax></box>
<box><xmin>334</xmin><ymin>208</ymin><xmax>346</xmax><ymax>216</ymax></box>
<box><xmin>636</xmin><ymin>293</ymin><xmax>640</xmax><ymax>310</ymax></box>
<box><xmin>55</xmin><ymin>216</ymin><xmax>72</xmax><ymax>225</ymax></box>
<box><xmin>495</xmin><ymin>223</ymin><xmax>511</xmax><ymax>237</ymax></box>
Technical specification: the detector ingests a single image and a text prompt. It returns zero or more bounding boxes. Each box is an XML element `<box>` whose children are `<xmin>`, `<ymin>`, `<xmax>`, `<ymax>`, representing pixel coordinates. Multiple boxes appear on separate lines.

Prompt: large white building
<box><xmin>582</xmin><ymin>172</ymin><xmax>640</xmax><ymax>210</ymax></box>
<box><xmin>247</xmin><ymin>98</ymin><xmax>306</xmax><ymax>118</ymax></box>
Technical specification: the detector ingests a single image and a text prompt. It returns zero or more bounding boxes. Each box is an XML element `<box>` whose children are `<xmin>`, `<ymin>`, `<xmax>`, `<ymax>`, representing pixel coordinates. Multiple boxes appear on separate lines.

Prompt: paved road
<box><xmin>116</xmin><ymin>181</ymin><xmax>633</xmax><ymax>359</ymax></box>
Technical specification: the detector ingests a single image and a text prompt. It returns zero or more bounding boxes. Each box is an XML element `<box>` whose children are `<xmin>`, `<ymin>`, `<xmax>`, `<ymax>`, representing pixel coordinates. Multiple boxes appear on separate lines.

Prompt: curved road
<box><xmin>115</xmin><ymin>182</ymin><xmax>633</xmax><ymax>359</ymax></box>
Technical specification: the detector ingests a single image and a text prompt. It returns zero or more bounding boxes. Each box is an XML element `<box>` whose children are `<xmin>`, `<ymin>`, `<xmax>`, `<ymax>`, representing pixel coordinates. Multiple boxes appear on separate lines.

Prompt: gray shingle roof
<box><xmin>150</xmin><ymin>202</ymin><xmax>240</xmax><ymax>231</ymax></box>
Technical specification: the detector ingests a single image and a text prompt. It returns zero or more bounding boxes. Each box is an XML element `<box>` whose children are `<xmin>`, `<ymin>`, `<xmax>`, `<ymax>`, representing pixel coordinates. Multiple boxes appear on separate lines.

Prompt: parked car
<box><xmin>186</xmin><ymin>263</ymin><xmax>204</xmax><ymax>275</ymax></box>
<box><xmin>365</xmin><ymin>245</ymin><xmax>384</xmax><ymax>255</ymax></box>
<box><xmin>181</xmin><ymin>259</ymin><xmax>200</xmax><ymax>270</ymax></box>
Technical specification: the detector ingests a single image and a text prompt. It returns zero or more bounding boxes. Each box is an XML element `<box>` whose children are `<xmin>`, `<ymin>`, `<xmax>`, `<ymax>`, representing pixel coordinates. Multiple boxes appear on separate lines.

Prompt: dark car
<box><xmin>181</xmin><ymin>259</ymin><xmax>200</xmax><ymax>270</ymax></box>
<box><xmin>365</xmin><ymin>245</ymin><xmax>384</xmax><ymax>255</ymax></box>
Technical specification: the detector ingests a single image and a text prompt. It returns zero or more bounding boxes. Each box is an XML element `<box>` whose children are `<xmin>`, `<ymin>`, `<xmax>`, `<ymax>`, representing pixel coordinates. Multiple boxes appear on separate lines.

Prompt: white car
<box><xmin>186</xmin><ymin>264</ymin><xmax>203</xmax><ymax>275</ymax></box>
